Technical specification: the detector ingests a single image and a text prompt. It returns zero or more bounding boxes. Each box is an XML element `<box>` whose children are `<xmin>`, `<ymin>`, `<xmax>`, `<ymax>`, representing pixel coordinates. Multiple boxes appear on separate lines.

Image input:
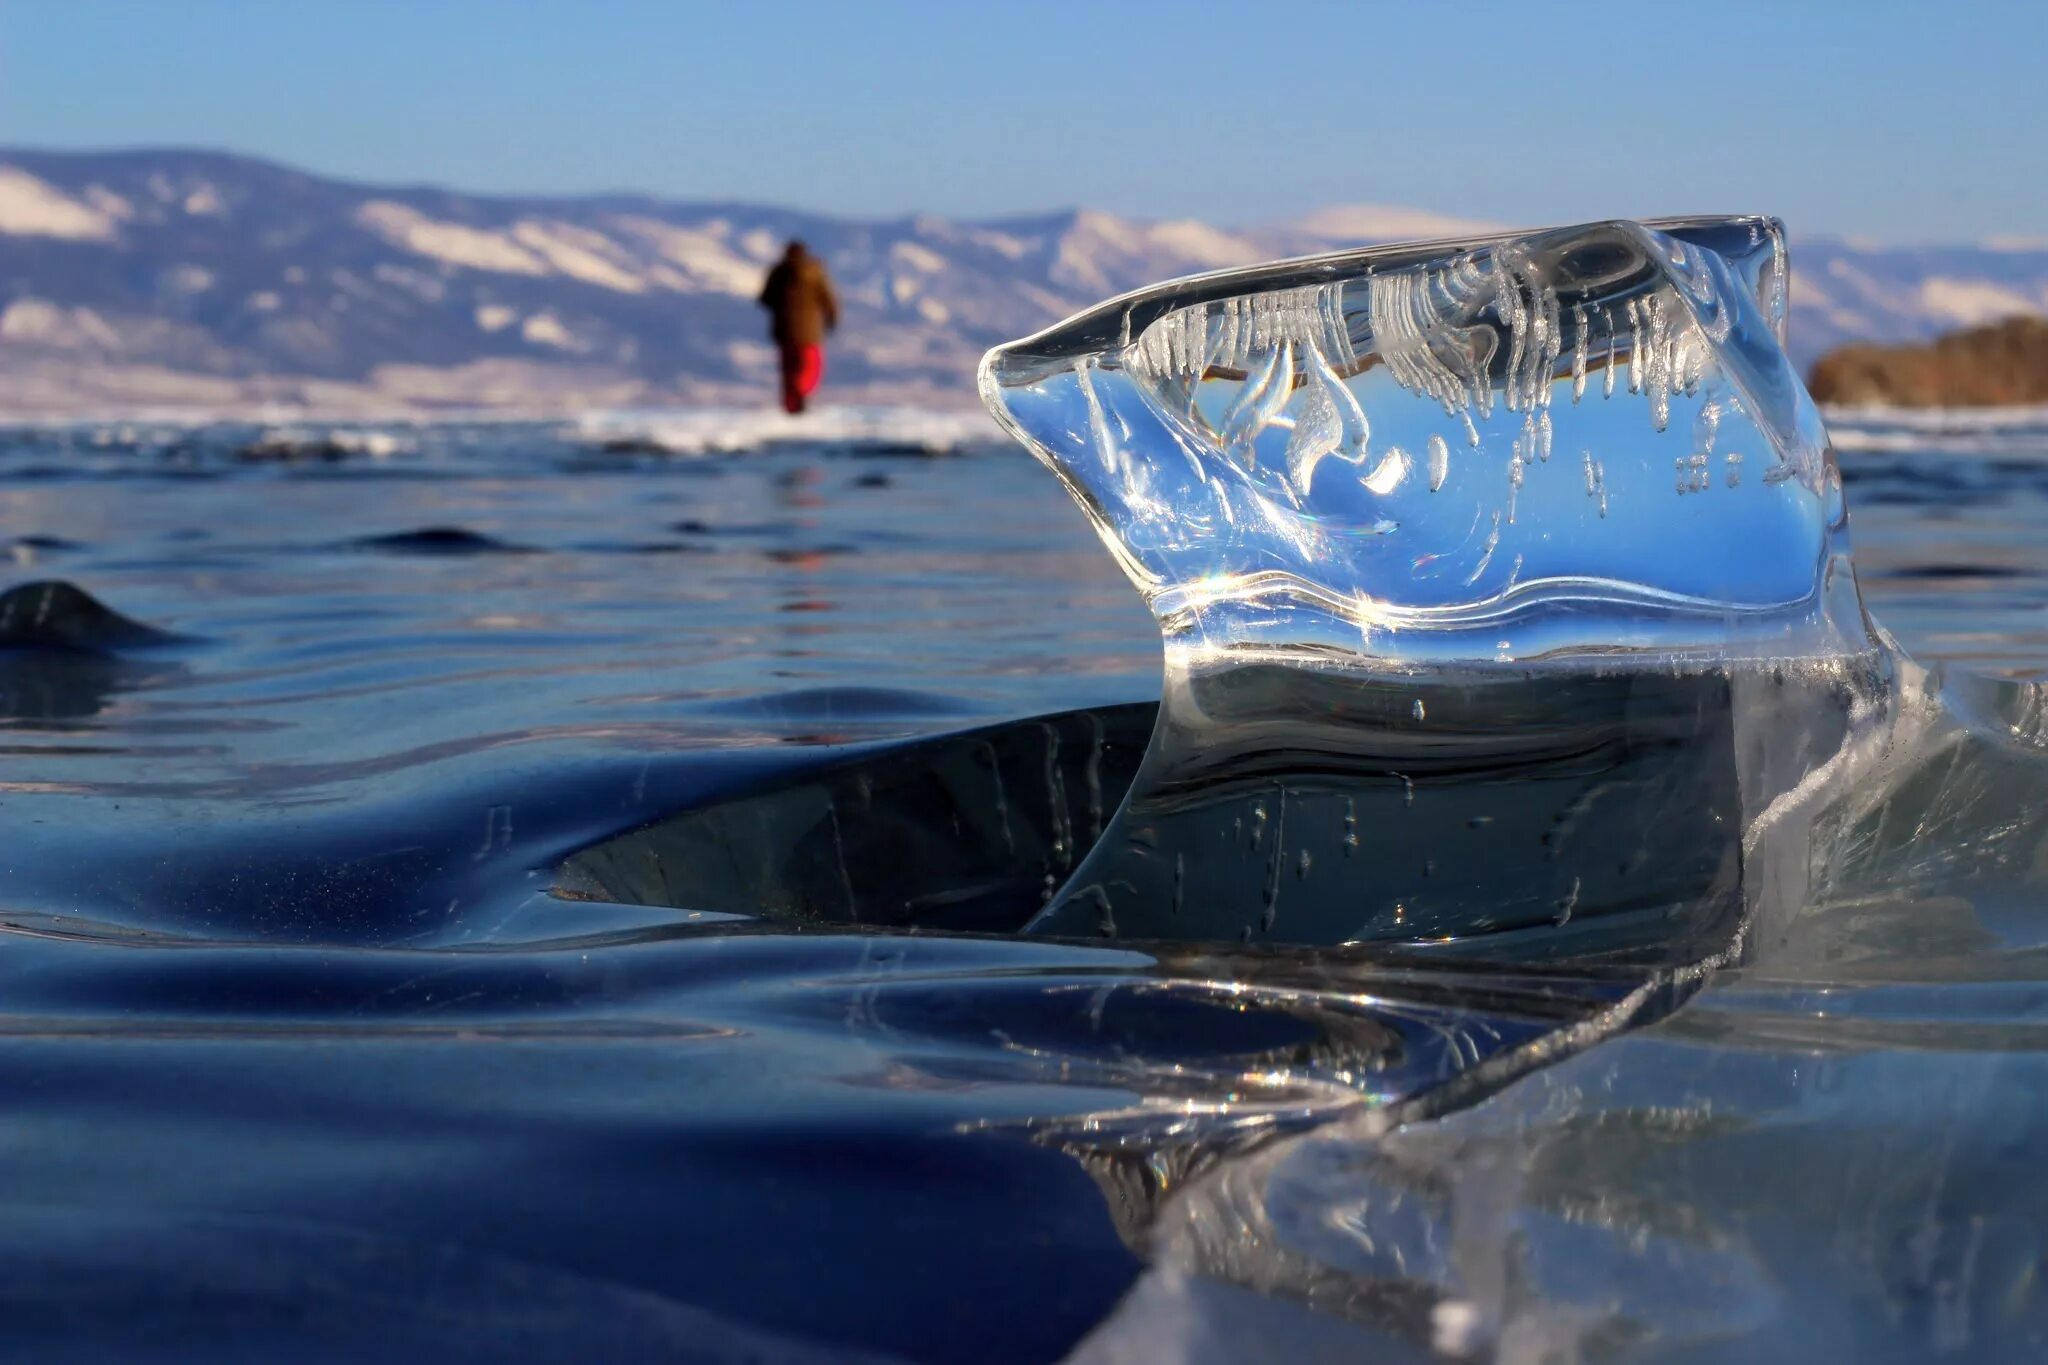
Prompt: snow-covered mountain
<box><xmin>0</xmin><ymin>147</ymin><xmax>2042</xmax><ymax>415</ymax></box>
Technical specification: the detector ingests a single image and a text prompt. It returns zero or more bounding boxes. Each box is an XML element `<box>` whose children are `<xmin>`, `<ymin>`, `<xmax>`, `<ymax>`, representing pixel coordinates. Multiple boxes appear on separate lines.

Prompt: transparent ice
<box><xmin>981</xmin><ymin>217</ymin><xmax>1881</xmax><ymax>951</ymax></box>
<box><xmin>981</xmin><ymin>216</ymin><xmax>1862</xmax><ymax>666</ymax></box>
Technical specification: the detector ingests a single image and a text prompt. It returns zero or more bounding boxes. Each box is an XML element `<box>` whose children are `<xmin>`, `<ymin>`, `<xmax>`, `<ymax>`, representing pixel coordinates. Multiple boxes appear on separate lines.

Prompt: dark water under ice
<box><xmin>3</xmin><ymin>407</ymin><xmax>2048</xmax><ymax>1361</ymax></box>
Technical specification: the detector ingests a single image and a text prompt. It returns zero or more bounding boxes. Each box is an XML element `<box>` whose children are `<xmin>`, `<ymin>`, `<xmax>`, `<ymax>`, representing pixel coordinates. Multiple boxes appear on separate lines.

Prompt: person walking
<box><xmin>757</xmin><ymin>241</ymin><xmax>839</xmax><ymax>415</ymax></box>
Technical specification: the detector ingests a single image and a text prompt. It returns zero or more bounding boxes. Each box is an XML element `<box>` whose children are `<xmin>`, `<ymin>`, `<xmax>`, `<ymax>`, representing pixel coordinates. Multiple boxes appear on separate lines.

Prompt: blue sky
<box><xmin>0</xmin><ymin>0</ymin><xmax>2041</xmax><ymax>242</ymax></box>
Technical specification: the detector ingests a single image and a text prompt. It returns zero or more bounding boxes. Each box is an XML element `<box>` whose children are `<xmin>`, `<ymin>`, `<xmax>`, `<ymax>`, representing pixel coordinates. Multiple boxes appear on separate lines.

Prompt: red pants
<box><xmin>780</xmin><ymin>343</ymin><xmax>824</xmax><ymax>414</ymax></box>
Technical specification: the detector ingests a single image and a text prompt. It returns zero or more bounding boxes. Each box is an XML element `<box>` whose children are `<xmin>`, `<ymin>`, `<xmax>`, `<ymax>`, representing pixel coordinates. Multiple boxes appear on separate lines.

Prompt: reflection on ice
<box><xmin>1053</xmin><ymin>652</ymin><xmax>2048</xmax><ymax>1361</ymax></box>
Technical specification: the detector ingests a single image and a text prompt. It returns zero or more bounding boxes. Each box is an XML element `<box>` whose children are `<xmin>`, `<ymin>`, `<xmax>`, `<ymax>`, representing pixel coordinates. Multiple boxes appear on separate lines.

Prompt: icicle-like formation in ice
<box><xmin>1369</xmin><ymin>265</ymin><xmax>1494</xmax><ymax>423</ymax></box>
<box><xmin>1602</xmin><ymin>307</ymin><xmax>1618</xmax><ymax>399</ymax></box>
<box><xmin>1127</xmin><ymin>284</ymin><xmax>1358</xmax><ymax>397</ymax></box>
<box><xmin>1122</xmin><ymin>235</ymin><xmax>1777</xmax><ymax>517</ymax></box>
<box><xmin>1283</xmin><ymin>333</ymin><xmax>1372</xmax><ymax>497</ymax></box>
<box><xmin>982</xmin><ymin>216</ymin><xmax>1858</xmax><ymax>667</ymax></box>
<box><xmin>1570</xmin><ymin>303</ymin><xmax>1589</xmax><ymax>403</ymax></box>
<box><xmin>1125</xmin><ymin>299</ymin><xmax>1210</xmax><ymax>401</ymax></box>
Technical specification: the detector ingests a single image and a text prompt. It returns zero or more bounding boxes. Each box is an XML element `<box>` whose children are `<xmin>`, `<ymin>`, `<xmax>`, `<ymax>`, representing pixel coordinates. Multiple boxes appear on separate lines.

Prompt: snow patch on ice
<box><xmin>475</xmin><ymin>305</ymin><xmax>517</xmax><ymax>333</ymax></box>
<box><xmin>575</xmin><ymin>404</ymin><xmax>1004</xmax><ymax>457</ymax></box>
<box><xmin>1827</xmin><ymin>402</ymin><xmax>2048</xmax><ymax>456</ymax></box>
<box><xmin>1827</xmin><ymin>403</ymin><xmax>2048</xmax><ymax>430</ymax></box>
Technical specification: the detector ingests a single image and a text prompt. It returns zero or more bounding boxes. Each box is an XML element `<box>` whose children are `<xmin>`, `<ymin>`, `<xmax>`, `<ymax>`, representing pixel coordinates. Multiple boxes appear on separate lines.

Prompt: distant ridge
<box><xmin>0</xmin><ymin>147</ymin><xmax>2043</xmax><ymax>416</ymax></box>
<box><xmin>1810</xmin><ymin>317</ymin><xmax>2048</xmax><ymax>407</ymax></box>
<box><xmin>1273</xmin><ymin>205</ymin><xmax>1508</xmax><ymax>242</ymax></box>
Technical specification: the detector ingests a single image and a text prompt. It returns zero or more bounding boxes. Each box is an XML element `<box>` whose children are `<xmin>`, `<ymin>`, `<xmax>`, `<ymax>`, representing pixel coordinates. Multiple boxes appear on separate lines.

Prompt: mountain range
<box><xmin>3</xmin><ymin>147</ymin><xmax>2045</xmax><ymax>417</ymax></box>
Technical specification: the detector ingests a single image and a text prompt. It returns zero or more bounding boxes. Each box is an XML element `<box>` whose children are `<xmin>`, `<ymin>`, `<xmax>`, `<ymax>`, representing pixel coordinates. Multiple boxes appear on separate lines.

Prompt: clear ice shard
<box><xmin>980</xmin><ymin>217</ymin><xmax>1882</xmax><ymax>952</ymax></box>
<box><xmin>979</xmin><ymin>216</ymin><xmax>1855</xmax><ymax>666</ymax></box>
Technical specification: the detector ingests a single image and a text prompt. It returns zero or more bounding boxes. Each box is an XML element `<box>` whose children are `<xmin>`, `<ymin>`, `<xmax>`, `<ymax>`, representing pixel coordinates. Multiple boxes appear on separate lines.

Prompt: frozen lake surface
<box><xmin>2</xmin><ymin>405</ymin><xmax>2046</xmax><ymax>1360</ymax></box>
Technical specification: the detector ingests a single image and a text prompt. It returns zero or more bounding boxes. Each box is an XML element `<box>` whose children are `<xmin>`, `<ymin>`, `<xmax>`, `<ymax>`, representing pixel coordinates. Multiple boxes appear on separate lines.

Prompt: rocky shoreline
<box><xmin>1809</xmin><ymin>317</ymin><xmax>2048</xmax><ymax>408</ymax></box>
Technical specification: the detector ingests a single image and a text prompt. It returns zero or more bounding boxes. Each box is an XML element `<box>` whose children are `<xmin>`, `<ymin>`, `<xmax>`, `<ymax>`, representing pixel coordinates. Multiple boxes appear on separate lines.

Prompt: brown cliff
<box><xmin>1808</xmin><ymin>316</ymin><xmax>2048</xmax><ymax>407</ymax></box>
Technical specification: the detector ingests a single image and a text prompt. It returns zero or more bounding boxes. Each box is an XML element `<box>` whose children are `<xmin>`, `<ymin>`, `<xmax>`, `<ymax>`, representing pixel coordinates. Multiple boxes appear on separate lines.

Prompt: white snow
<box><xmin>737</xmin><ymin>227</ymin><xmax>782</xmax><ymax>261</ymax></box>
<box><xmin>519</xmin><ymin>311</ymin><xmax>579</xmax><ymax>350</ymax></box>
<box><xmin>0</xmin><ymin>299</ymin><xmax>121</xmax><ymax>348</ymax></box>
<box><xmin>1285</xmin><ymin>204</ymin><xmax>1507</xmax><ymax>242</ymax></box>
<box><xmin>0</xmin><ymin>167</ymin><xmax>119</xmax><ymax>241</ymax></box>
<box><xmin>1144</xmin><ymin>220</ymin><xmax>1263</xmax><ymax>267</ymax></box>
<box><xmin>1051</xmin><ymin>212</ymin><xmax>1266</xmax><ymax>294</ymax></box>
<box><xmin>964</xmin><ymin>228</ymin><xmax>1028</xmax><ymax>260</ymax></box>
<box><xmin>246</xmin><ymin>291</ymin><xmax>282</xmax><ymax>313</ymax></box>
<box><xmin>510</xmin><ymin>220</ymin><xmax>647</xmax><ymax>294</ymax></box>
<box><xmin>354</xmin><ymin>201</ymin><xmax>549</xmax><ymax>276</ymax></box>
<box><xmin>889</xmin><ymin>241</ymin><xmax>948</xmax><ymax>273</ymax></box>
<box><xmin>474</xmin><ymin>305</ymin><xmax>518</xmax><ymax>333</ymax></box>
<box><xmin>1827</xmin><ymin>403</ymin><xmax>2048</xmax><ymax>429</ymax></box>
<box><xmin>1915</xmin><ymin>277</ymin><xmax>2039</xmax><ymax>327</ymax></box>
<box><xmin>1828</xmin><ymin>406</ymin><xmax>2048</xmax><ymax>457</ymax></box>
<box><xmin>1070</xmin><ymin>209</ymin><xmax>1144</xmax><ymax>255</ymax></box>
<box><xmin>607</xmin><ymin>216</ymin><xmax>765</xmax><ymax>295</ymax></box>
<box><xmin>574</xmin><ymin>404</ymin><xmax>1003</xmax><ymax>456</ymax></box>
<box><xmin>183</xmin><ymin>185</ymin><xmax>225</xmax><ymax>216</ymax></box>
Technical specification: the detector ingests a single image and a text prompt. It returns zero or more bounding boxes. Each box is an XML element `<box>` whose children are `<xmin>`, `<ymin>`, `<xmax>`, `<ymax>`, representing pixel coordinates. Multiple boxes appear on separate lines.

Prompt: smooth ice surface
<box><xmin>982</xmin><ymin>217</ymin><xmax>1866</xmax><ymax>665</ymax></box>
